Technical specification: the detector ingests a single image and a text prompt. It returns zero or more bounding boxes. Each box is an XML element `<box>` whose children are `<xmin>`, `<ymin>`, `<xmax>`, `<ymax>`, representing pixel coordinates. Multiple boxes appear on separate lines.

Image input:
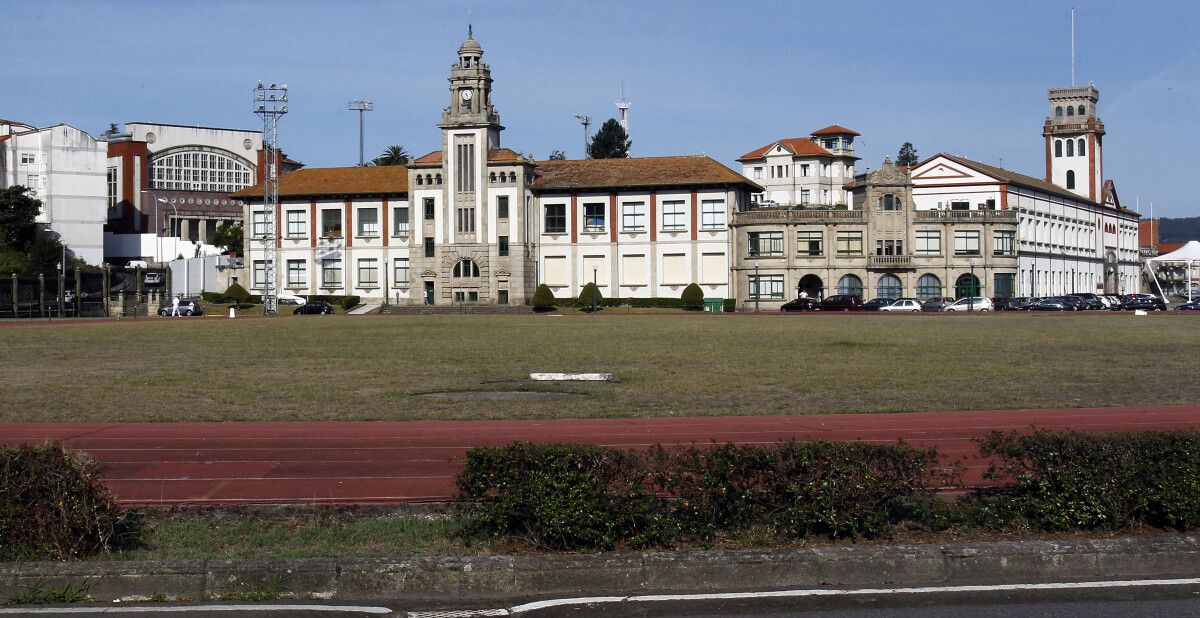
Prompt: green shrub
<box><xmin>223</xmin><ymin>282</ymin><xmax>253</xmax><ymax>308</ymax></box>
<box><xmin>578</xmin><ymin>282</ymin><xmax>602</xmax><ymax>312</ymax></box>
<box><xmin>977</xmin><ymin>430</ymin><xmax>1200</xmax><ymax>531</ymax></box>
<box><xmin>201</xmin><ymin>292</ymin><xmax>229</xmax><ymax>304</ymax></box>
<box><xmin>627</xmin><ymin>297</ymin><xmax>684</xmax><ymax>309</ymax></box>
<box><xmin>532</xmin><ymin>284</ymin><xmax>556</xmax><ymax>312</ymax></box>
<box><xmin>722</xmin><ymin>298</ymin><xmax>737</xmax><ymax>312</ymax></box>
<box><xmin>680</xmin><ymin>283</ymin><xmax>704</xmax><ymax>311</ymax></box>
<box><xmin>0</xmin><ymin>443</ymin><xmax>141</xmax><ymax>560</ymax></box>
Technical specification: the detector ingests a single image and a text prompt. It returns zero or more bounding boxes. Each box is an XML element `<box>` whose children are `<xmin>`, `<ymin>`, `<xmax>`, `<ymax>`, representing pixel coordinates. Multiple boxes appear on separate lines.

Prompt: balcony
<box><xmin>913</xmin><ymin>210</ymin><xmax>1017</xmax><ymax>223</ymax></box>
<box><xmin>734</xmin><ymin>208</ymin><xmax>864</xmax><ymax>225</ymax></box>
<box><xmin>867</xmin><ymin>255</ymin><xmax>915</xmax><ymax>270</ymax></box>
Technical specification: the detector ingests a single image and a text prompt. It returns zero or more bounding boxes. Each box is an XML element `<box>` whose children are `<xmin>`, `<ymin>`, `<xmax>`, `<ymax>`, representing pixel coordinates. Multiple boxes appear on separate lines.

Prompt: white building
<box><xmin>1</xmin><ymin>119</ymin><xmax>109</xmax><ymax>264</ymax></box>
<box><xmin>737</xmin><ymin>125</ymin><xmax>859</xmax><ymax>208</ymax></box>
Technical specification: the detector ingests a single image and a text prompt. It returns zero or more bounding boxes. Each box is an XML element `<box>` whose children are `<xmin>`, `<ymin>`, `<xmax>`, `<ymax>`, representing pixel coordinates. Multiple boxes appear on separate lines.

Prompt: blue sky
<box><xmin>4</xmin><ymin>1</ymin><xmax>1198</xmax><ymax>217</ymax></box>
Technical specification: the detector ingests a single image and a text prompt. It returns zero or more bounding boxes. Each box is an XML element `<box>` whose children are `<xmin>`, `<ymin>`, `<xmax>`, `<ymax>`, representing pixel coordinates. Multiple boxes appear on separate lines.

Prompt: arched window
<box><xmin>1055</xmin><ymin>106</ymin><xmax>1063</xmax><ymax>117</ymax></box>
<box><xmin>1054</xmin><ymin>140</ymin><xmax>1062</xmax><ymax>157</ymax></box>
<box><xmin>955</xmin><ymin>273</ymin><xmax>981</xmax><ymax>298</ymax></box>
<box><xmin>489</xmin><ymin>172</ymin><xmax>497</xmax><ymax>183</ymax></box>
<box><xmin>508</xmin><ymin>172</ymin><xmax>517</xmax><ymax>182</ymax></box>
<box><xmin>150</xmin><ymin>148</ymin><xmax>254</xmax><ymax>193</ymax></box>
<box><xmin>1066</xmin><ymin>170</ymin><xmax>1076</xmax><ymax>190</ymax></box>
<box><xmin>916</xmin><ymin>274</ymin><xmax>942</xmax><ymax>300</ymax></box>
<box><xmin>1078</xmin><ymin>138</ymin><xmax>1086</xmax><ymax>156</ymax></box>
<box><xmin>1066</xmin><ymin>139</ymin><xmax>1074</xmax><ymax>157</ymax></box>
<box><xmin>1066</xmin><ymin>106</ymin><xmax>1074</xmax><ymax>116</ymax></box>
<box><xmin>435</xmin><ymin>174</ymin><xmax>442</xmax><ymax>185</ymax></box>
<box><xmin>1077</xmin><ymin>105</ymin><xmax>1085</xmax><ymax>115</ymax></box>
<box><xmin>876</xmin><ymin>274</ymin><xmax>902</xmax><ymax>299</ymax></box>
<box><xmin>416</xmin><ymin>175</ymin><xmax>423</xmax><ymax>185</ymax></box>
<box><xmin>424</xmin><ymin>174</ymin><xmax>433</xmax><ymax>185</ymax></box>
<box><xmin>880</xmin><ymin>193</ymin><xmax>899</xmax><ymax>210</ymax></box>
<box><xmin>836</xmin><ymin>274</ymin><xmax>863</xmax><ymax>298</ymax></box>
<box><xmin>452</xmin><ymin>259</ymin><xmax>480</xmax><ymax>278</ymax></box>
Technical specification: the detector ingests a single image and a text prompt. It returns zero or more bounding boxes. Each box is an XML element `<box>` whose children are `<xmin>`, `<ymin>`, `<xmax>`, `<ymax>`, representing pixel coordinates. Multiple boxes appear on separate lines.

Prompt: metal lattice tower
<box><xmin>254</xmin><ymin>82</ymin><xmax>288</xmax><ymax>315</ymax></box>
<box><xmin>615</xmin><ymin>82</ymin><xmax>631</xmax><ymax>134</ymax></box>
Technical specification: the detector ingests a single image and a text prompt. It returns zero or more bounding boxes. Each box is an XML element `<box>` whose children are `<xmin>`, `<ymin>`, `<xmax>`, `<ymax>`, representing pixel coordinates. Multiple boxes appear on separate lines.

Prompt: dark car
<box><xmin>1026</xmin><ymin>298</ymin><xmax>1070</xmax><ymax>311</ymax></box>
<box><xmin>921</xmin><ymin>297</ymin><xmax>955</xmax><ymax>312</ymax></box>
<box><xmin>995</xmin><ymin>297</ymin><xmax>1032</xmax><ymax>311</ymax></box>
<box><xmin>820</xmin><ymin>294</ymin><xmax>863</xmax><ymax>311</ymax></box>
<box><xmin>157</xmin><ymin>299</ymin><xmax>203</xmax><ymax>317</ymax></box>
<box><xmin>1067</xmin><ymin>293</ymin><xmax>1104</xmax><ymax>310</ymax></box>
<box><xmin>294</xmin><ymin>300</ymin><xmax>335</xmax><ymax>315</ymax></box>
<box><xmin>1176</xmin><ymin>300</ymin><xmax>1200</xmax><ymax>311</ymax></box>
<box><xmin>780</xmin><ymin>297</ymin><xmax>821</xmax><ymax>312</ymax></box>
<box><xmin>1119</xmin><ymin>297</ymin><xmax>1167</xmax><ymax>311</ymax></box>
<box><xmin>861</xmin><ymin>297</ymin><xmax>897</xmax><ymax>311</ymax></box>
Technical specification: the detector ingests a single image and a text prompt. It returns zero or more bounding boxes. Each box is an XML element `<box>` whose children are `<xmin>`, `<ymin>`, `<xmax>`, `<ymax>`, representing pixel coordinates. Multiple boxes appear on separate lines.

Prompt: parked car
<box><xmin>819</xmin><ymin>294</ymin><xmax>862</xmax><ymax>311</ymax></box>
<box><xmin>125</xmin><ymin>260</ymin><xmax>148</xmax><ymax>270</ymax></box>
<box><xmin>1119</xmin><ymin>297</ymin><xmax>1167</xmax><ymax>311</ymax></box>
<box><xmin>1067</xmin><ymin>293</ymin><xmax>1104</xmax><ymax>310</ymax></box>
<box><xmin>157</xmin><ymin>298</ymin><xmax>203</xmax><ymax>317</ymax></box>
<box><xmin>1176</xmin><ymin>300</ymin><xmax>1200</xmax><ymax>311</ymax></box>
<box><xmin>861</xmin><ymin>297</ymin><xmax>898</xmax><ymax>311</ymax></box>
<box><xmin>943</xmin><ymin>297</ymin><xmax>993</xmax><ymax>312</ymax></box>
<box><xmin>1026</xmin><ymin>298</ymin><xmax>1071</xmax><ymax>311</ymax></box>
<box><xmin>881</xmin><ymin>298</ymin><xmax>922</xmax><ymax>312</ymax></box>
<box><xmin>995</xmin><ymin>297</ymin><xmax>1032</xmax><ymax>311</ymax></box>
<box><xmin>143</xmin><ymin>272</ymin><xmax>163</xmax><ymax>286</ymax></box>
<box><xmin>277</xmin><ymin>293</ymin><xmax>308</xmax><ymax>306</ymax></box>
<box><xmin>780</xmin><ymin>297</ymin><xmax>821</xmax><ymax>312</ymax></box>
<box><xmin>294</xmin><ymin>300</ymin><xmax>334</xmax><ymax>315</ymax></box>
<box><xmin>921</xmin><ymin>297</ymin><xmax>955</xmax><ymax>312</ymax></box>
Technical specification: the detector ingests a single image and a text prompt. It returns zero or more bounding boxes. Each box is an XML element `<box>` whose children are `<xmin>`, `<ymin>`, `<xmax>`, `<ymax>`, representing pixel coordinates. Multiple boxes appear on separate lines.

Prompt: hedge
<box><xmin>0</xmin><ymin>443</ymin><xmax>141</xmax><ymax>560</ymax></box>
<box><xmin>526</xmin><ymin>296</ymin><xmax>734</xmax><ymax>311</ymax></box>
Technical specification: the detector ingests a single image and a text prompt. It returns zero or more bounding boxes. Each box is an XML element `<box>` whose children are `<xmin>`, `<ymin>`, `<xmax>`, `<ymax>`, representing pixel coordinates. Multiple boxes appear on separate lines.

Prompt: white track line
<box><xmin>0</xmin><ymin>604</ymin><xmax>393</xmax><ymax>614</ymax></box>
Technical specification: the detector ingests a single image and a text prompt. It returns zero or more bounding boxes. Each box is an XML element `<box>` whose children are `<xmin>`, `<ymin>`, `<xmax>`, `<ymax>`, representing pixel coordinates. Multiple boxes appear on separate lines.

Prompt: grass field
<box><xmin>1</xmin><ymin>312</ymin><xmax>1197</xmax><ymax>423</ymax></box>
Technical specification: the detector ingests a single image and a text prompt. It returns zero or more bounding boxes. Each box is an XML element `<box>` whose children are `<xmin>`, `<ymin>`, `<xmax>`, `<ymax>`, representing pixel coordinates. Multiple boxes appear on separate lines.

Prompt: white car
<box><xmin>276</xmin><ymin>293</ymin><xmax>307</xmax><ymax>306</ymax></box>
<box><xmin>125</xmin><ymin>260</ymin><xmax>148</xmax><ymax>270</ymax></box>
<box><xmin>881</xmin><ymin>299</ymin><xmax>922</xmax><ymax>312</ymax></box>
<box><xmin>943</xmin><ymin>297</ymin><xmax>993</xmax><ymax>312</ymax></box>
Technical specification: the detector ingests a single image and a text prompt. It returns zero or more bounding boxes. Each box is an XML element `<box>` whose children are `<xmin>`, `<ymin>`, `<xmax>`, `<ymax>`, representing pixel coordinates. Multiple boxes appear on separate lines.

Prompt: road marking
<box><xmin>500</xmin><ymin>577</ymin><xmax>1200</xmax><ymax>613</ymax></box>
<box><xmin>0</xmin><ymin>605</ymin><xmax>393</xmax><ymax>614</ymax></box>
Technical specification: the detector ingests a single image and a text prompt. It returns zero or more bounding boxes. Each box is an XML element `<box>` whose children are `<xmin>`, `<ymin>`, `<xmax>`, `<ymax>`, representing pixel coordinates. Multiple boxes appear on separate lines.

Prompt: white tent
<box><xmin>1147</xmin><ymin>240</ymin><xmax>1200</xmax><ymax>303</ymax></box>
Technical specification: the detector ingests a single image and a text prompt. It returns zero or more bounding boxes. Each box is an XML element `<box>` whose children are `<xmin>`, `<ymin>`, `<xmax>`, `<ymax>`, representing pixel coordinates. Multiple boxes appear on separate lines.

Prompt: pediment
<box><xmin>420</xmin><ymin>269</ymin><xmax>438</xmax><ymax>278</ymax></box>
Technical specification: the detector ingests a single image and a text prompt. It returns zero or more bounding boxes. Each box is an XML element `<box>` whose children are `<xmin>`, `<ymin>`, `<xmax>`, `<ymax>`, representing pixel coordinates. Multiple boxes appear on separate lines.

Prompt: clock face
<box><xmin>460</xmin><ymin>89</ymin><xmax>473</xmax><ymax>101</ymax></box>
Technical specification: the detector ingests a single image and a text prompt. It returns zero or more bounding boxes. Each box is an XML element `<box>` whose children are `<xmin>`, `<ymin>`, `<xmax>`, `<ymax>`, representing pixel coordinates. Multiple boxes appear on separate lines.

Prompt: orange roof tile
<box><xmin>410</xmin><ymin>150</ymin><xmax>443</xmax><ymax>166</ymax></box>
<box><xmin>488</xmin><ymin>147</ymin><xmax>525</xmax><ymax>163</ymax></box>
<box><xmin>738</xmin><ymin>138</ymin><xmax>833</xmax><ymax>161</ymax></box>
<box><xmin>231</xmin><ymin>165</ymin><xmax>408</xmax><ymax>200</ymax></box>
<box><xmin>532</xmin><ymin>155</ymin><xmax>759</xmax><ymax>192</ymax></box>
<box><xmin>811</xmin><ymin>124</ymin><xmax>861</xmax><ymax>136</ymax></box>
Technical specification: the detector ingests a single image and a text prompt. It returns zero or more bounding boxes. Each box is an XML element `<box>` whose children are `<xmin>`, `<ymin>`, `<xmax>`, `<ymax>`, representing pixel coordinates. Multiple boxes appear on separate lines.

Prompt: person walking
<box><xmin>171</xmin><ymin>294</ymin><xmax>181</xmax><ymax>317</ymax></box>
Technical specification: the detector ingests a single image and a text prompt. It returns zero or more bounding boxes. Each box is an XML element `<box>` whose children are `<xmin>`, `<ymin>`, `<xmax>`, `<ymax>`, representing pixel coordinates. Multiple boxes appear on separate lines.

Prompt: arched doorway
<box><xmin>955</xmin><ymin>273</ymin><xmax>981</xmax><ymax>298</ymax></box>
<box><xmin>797</xmin><ymin>274</ymin><xmax>824</xmax><ymax>299</ymax></box>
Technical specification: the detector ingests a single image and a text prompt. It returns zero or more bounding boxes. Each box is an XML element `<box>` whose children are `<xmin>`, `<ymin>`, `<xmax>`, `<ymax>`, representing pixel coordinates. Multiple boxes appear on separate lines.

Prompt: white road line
<box><xmin>504</xmin><ymin>577</ymin><xmax>1200</xmax><ymax>613</ymax></box>
<box><xmin>0</xmin><ymin>604</ymin><xmax>393</xmax><ymax>614</ymax></box>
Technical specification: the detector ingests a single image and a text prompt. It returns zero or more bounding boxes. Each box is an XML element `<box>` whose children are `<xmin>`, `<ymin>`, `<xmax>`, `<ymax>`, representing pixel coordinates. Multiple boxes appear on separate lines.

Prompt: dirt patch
<box><xmin>417</xmin><ymin>390</ymin><xmax>587</xmax><ymax>401</ymax></box>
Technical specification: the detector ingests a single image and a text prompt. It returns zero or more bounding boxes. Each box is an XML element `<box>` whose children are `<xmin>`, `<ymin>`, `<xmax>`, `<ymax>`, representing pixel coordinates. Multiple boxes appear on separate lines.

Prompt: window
<box><xmin>915</xmin><ymin>230</ymin><xmax>941</xmax><ymax>255</ymax></box>
<box><xmin>662</xmin><ymin>200</ymin><xmax>685</xmax><ymax>231</ymax></box>
<box><xmin>321</xmin><ymin>209</ymin><xmax>341</xmax><ymax>237</ymax></box>
<box><xmin>837</xmin><ymin>274</ymin><xmax>863</xmax><ymax>298</ymax></box>
<box><xmin>881</xmin><ymin>193</ymin><xmax>900</xmax><ymax>210</ymax></box>
<box><xmin>994</xmin><ymin>273</ymin><xmax>1015</xmax><ymax>299</ymax></box>
<box><xmin>393</xmin><ymin>258</ymin><xmax>409</xmax><ymax>285</ymax></box>
<box><xmin>621</xmin><ymin>202</ymin><xmax>646</xmax><ymax>232</ymax></box>
<box><xmin>544</xmin><ymin>203</ymin><xmax>567</xmax><ymax>234</ymax></box>
<box><xmin>19</xmin><ymin>152</ymin><xmax>35</xmax><ymax>165</ymax></box>
<box><xmin>1055</xmin><ymin>140</ymin><xmax>1062</xmax><ymax>157</ymax></box>
<box><xmin>954</xmin><ymin>230</ymin><xmax>981</xmax><ymax>256</ymax></box>
<box><xmin>286</xmin><ymin>259</ymin><xmax>306</xmax><ymax>286</ymax></box>
<box><xmin>1055</xmin><ymin>106</ymin><xmax>1063</xmax><ymax>117</ymax></box>
<box><xmin>916</xmin><ymin>274</ymin><xmax>942</xmax><ymax>300</ymax></box>
<box><xmin>357</xmin><ymin>258</ymin><xmax>379</xmax><ymax>286</ymax></box>
<box><xmin>701</xmin><ymin>200</ymin><xmax>726</xmax><ymax>229</ymax></box>
<box><xmin>252</xmin><ymin>211</ymin><xmax>269</xmax><ymax>238</ymax></box>
<box><xmin>753</xmin><ymin>167</ymin><xmax>763</xmax><ymax>179</ymax></box>
<box><xmin>836</xmin><ymin>231</ymin><xmax>863</xmax><ymax>256</ymax></box>
<box><xmin>424</xmin><ymin>237</ymin><xmax>434</xmax><ymax>257</ymax></box>
<box><xmin>800</xmin><ymin>189</ymin><xmax>811</xmax><ymax>205</ymax></box>
<box><xmin>1077</xmin><ymin>105</ymin><xmax>1085</xmax><ymax>115</ymax></box>
<box><xmin>497</xmin><ymin>290</ymin><xmax>509</xmax><ymax>305</ymax></box>
<box><xmin>1066</xmin><ymin>170</ymin><xmax>1076</xmax><ymax>190</ymax></box>
<box><xmin>455</xmin><ymin>141</ymin><xmax>476</xmax><ymax>192</ymax></box>
<box><xmin>662</xmin><ymin>254</ymin><xmax>687</xmax><ymax>285</ymax></box>
<box><xmin>149</xmin><ymin>149</ymin><xmax>253</xmax><ymax>193</ymax></box>
<box><xmin>106</xmin><ymin>167</ymin><xmax>117</xmax><ymax>209</ymax></box>
<box><xmin>994</xmin><ymin>230</ymin><xmax>1015</xmax><ymax>255</ymax></box>
<box><xmin>423</xmin><ymin>197</ymin><xmax>435</xmax><ymax>220</ymax></box>
<box><xmin>797</xmin><ymin>231</ymin><xmax>823</xmax><ymax>256</ymax></box>
<box><xmin>800</xmin><ymin>164</ymin><xmax>810</xmax><ymax>176</ymax></box>
<box><xmin>457</xmin><ymin>206</ymin><xmax>475</xmax><ymax>233</ymax></box>
<box><xmin>749</xmin><ymin>274</ymin><xmax>785</xmax><ymax>300</ymax></box>
<box><xmin>1066</xmin><ymin>139</ymin><xmax>1074</xmax><ymax>157</ymax></box>
<box><xmin>321</xmin><ymin>259</ymin><xmax>342</xmax><ymax>286</ymax></box>
<box><xmin>583</xmin><ymin>202</ymin><xmax>605</xmax><ymax>232</ymax></box>
<box><xmin>950</xmin><ymin>201</ymin><xmax>969</xmax><ymax>211</ymax></box>
<box><xmin>357</xmin><ymin>208</ymin><xmax>378</xmax><ymax>236</ymax></box>
<box><xmin>621</xmin><ymin>254</ymin><xmax>646</xmax><ymax>286</ymax></box>
<box><xmin>252</xmin><ymin>260</ymin><xmax>267</xmax><ymax>286</ymax></box>
<box><xmin>875</xmin><ymin>239</ymin><xmax>903</xmax><ymax>256</ymax></box>
<box><xmin>499</xmin><ymin>235</ymin><xmax>509</xmax><ymax>256</ymax></box>
<box><xmin>748</xmin><ymin>231</ymin><xmax>783</xmax><ymax>256</ymax></box>
<box><xmin>1066</xmin><ymin>106</ymin><xmax>1074</xmax><ymax>116</ymax></box>
<box><xmin>497</xmin><ymin>195</ymin><xmax>509</xmax><ymax>219</ymax></box>
<box><xmin>1078</xmin><ymin>138</ymin><xmax>1086</xmax><ymax>156</ymax></box>
<box><xmin>876</xmin><ymin>274</ymin><xmax>902</xmax><ymax>299</ymax></box>
<box><xmin>392</xmin><ymin>206</ymin><xmax>409</xmax><ymax>235</ymax></box>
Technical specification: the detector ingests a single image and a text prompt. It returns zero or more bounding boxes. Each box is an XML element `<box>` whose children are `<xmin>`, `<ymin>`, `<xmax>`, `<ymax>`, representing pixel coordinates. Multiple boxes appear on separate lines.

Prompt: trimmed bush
<box><xmin>680</xmin><ymin>283</ymin><xmax>704</xmax><ymax>311</ymax></box>
<box><xmin>578</xmin><ymin>282</ymin><xmax>602</xmax><ymax>312</ymax></box>
<box><xmin>532</xmin><ymin>284</ymin><xmax>556</xmax><ymax>312</ymax></box>
<box><xmin>223</xmin><ymin>282</ymin><xmax>253</xmax><ymax>308</ymax></box>
<box><xmin>627</xmin><ymin>297</ymin><xmax>684</xmax><ymax>309</ymax></box>
<box><xmin>201</xmin><ymin>292</ymin><xmax>229</xmax><ymax>304</ymax></box>
<box><xmin>722</xmin><ymin>298</ymin><xmax>737</xmax><ymax>313</ymax></box>
<box><xmin>0</xmin><ymin>443</ymin><xmax>141</xmax><ymax>560</ymax></box>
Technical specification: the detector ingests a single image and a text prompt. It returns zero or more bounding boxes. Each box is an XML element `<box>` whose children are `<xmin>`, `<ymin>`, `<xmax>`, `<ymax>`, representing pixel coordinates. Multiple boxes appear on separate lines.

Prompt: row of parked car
<box><xmin>780</xmin><ymin>293</ymin><xmax>1200</xmax><ymax>313</ymax></box>
<box><xmin>156</xmin><ymin>297</ymin><xmax>337</xmax><ymax>316</ymax></box>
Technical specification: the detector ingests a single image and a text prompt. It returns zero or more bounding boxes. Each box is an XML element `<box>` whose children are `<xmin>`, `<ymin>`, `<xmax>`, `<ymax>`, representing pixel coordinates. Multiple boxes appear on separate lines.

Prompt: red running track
<box><xmin>3</xmin><ymin>405</ymin><xmax>1199</xmax><ymax>506</ymax></box>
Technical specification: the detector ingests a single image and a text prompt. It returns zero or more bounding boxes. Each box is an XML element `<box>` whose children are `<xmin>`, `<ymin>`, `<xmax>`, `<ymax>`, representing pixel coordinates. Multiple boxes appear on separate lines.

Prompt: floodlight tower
<box><xmin>254</xmin><ymin>81</ymin><xmax>288</xmax><ymax>316</ymax></box>
<box><xmin>574</xmin><ymin>114</ymin><xmax>591</xmax><ymax>158</ymax></box>
<box><xmin>348</xmin><ymin>100</ymin><xmax>374</xmax><ymax>166</ymax></box>
<box><xmin>615</xmin><ymin>82</ymin><xmax>631</xmax><ymax>134</ymax></box>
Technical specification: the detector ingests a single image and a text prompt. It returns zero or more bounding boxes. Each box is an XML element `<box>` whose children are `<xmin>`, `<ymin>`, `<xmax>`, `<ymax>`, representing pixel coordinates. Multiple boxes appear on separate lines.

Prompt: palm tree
<box><xmin>371</xmin><ymin>145</ymin><xmax>410</xmax><ymax>166</ymax></box>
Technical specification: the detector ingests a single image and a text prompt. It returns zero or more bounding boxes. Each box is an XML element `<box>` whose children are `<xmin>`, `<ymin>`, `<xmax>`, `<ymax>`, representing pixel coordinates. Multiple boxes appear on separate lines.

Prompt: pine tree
<box><xmin>896</xmin><ymin>142</ymin><xmax>919</xmax><ymax>167</ymax></box>
<box><xmin>588</xmin><ymin>119</ymin><xmax>631</xmax><ymax>159</ymax></box>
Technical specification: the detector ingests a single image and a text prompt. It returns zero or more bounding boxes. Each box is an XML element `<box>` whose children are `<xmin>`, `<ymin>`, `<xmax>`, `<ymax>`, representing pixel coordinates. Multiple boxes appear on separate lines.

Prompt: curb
<box><xmin>4</xmin><ymin>536</ymin><xmax>1200</xmax><ymax>604</ymax></box>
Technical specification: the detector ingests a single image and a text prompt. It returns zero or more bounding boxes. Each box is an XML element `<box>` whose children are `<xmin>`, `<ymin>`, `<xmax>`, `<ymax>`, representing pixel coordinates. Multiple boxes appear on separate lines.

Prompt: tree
<box><xmin>547</xmin><ymin>149</ymin><xmax>567</xmax><ymax>160</ymax></box>
<box><xmin>210</xmin><ymin>222</ymin><xmax>243</xmax><ymax>255</ymax></box>
<box><xmin>588</xmin><ymin>118</ymin><xmax>631</xmax><ymax>159</ymax></box>
<box><xmin>681</xmin><ymin>283</ymin><xmax>705</xmax><ymax>311</ymax></box>
<box><xmin>896</xmin><ymin>142</ymin><xmax>919</xmax><ymax>167</ymax></box>
<box><xmin>578</xmin><ymin>281</ymin><xmax>602</xmax><ymax>312</ymax></box>
<box><xmin>371</xmin><ymin>145</ymin><xmax>410</xmax><ymax>166</ymax></box>
<box><xmin>532</xmin><ymin>283</ymin><xmax>556</xmax><ymax>312</ymax></box>
<box><xmin>0</xmin><ymin>186</ymin><xmax>72</xmax><ymax>277</ymax></box>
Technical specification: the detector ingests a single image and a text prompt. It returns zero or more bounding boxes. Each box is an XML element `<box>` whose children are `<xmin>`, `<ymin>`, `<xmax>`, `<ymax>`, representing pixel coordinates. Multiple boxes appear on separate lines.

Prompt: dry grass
<box><xmin>1</xmin><ymin>312</ymin><xmax>1197</xmax><ymax>423</ymax></box>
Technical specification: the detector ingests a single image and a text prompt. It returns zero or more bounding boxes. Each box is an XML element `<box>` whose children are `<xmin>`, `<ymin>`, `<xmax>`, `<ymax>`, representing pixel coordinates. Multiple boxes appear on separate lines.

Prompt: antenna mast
<box><xmin>1071</xmin><ymin>7</ymin><xmax>1076</xmax><ymax>86</ymax></box>
<box><xmin>616</xmin><ymin>82</ymin><xmax>631</xmax><ymax>134</ymax></box>
<box><xmin>254</xmin><ymin>81</ymin><xmax>288</xmax><ymax>316</ymax></box>
<box><xmin>574</xmin><ymin>114</ymin><xmax>592</xmax><ymax>158</ymax></box>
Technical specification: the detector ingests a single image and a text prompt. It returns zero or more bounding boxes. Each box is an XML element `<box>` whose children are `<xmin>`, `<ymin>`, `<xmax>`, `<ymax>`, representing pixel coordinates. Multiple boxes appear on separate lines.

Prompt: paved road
<box><xmin>2</xmin><ymin>405</ymin><xmax>1198</xmax><ymax>505</ymax></box>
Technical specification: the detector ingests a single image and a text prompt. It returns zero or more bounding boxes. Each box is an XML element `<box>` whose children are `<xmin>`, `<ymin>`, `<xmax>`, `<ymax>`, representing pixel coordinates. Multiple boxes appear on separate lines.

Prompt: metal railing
<box><xmin>734</xmin><ymin>209</ymin><xmax>864</xmax><ymax>224</ymax></box>
<box><xmin>913</xmin><ymin>210</ymin><xmax>1017</xmax><ymax>223</ymax></box>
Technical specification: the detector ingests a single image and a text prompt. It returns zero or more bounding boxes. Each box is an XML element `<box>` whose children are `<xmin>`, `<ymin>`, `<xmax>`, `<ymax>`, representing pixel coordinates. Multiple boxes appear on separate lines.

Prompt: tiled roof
<box><xmin>231</xmin><ymin>165</ymin><xmax>408</xmax><ymax>200</ymax></box>
<box><xmin>737</xmin><ymin>138</ymin><xmax>832</xmax><ymax>161</ymax></box>
<box><xmin>410</xmin><ymin>150</ymin><xmax>443</xmax><ymax>166</ymax></box>
<box><xmin>811</xmin><ymin>124</ymin><xmax>861</xmax><ymax>136</ymax></box>
<box><xmin>936</xmin><ymin>154</ymin><xmax>1097</xmax><ymax>206</ymax></box>
<box><xmin>1158</xmin><ymin>242</ymin><xmax>1185</xmax><ymax>254</ymax></box>
<box><xmin>532</xmin><ymin>155</ymin><xmax>759</xmax><ymax>192</ymax></box>
<box><xmin>487</xmin><ymin>147</ymin><xmax>525</xmax><ymax>163</ymax></box>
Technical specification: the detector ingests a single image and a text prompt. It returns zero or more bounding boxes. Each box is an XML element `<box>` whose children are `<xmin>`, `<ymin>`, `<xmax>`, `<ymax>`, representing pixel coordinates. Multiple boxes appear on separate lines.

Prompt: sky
<box><xmin>4</xmin><ymin>0</ymin><xmax>1198</xmax><ymax>217</ymax></box>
